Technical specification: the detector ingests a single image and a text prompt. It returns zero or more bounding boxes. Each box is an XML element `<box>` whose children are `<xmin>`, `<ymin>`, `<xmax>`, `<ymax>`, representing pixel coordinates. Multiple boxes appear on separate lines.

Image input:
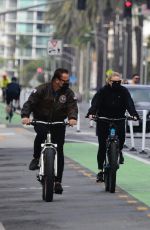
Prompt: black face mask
<box><xmin>111</xmin><ymin>81</ymin><xmax>121</xmax><ymax>90</ymax></box>
<box><xmin>61</xmin><ymin>82</ymin><xmax>69</xmax><ymax>90</ymax></box>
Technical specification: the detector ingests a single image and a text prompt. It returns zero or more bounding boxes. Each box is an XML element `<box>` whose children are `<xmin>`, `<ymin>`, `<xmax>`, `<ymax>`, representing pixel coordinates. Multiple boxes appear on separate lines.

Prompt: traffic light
<box><xmin>123</xmin><ymin>0</ymin><xmax>132</xmax><ymax>17</ymax></box>
<box><xmin>77</xmin><ymin>0</ymin><xmax>86</xmax><ymax>10</ymax></box>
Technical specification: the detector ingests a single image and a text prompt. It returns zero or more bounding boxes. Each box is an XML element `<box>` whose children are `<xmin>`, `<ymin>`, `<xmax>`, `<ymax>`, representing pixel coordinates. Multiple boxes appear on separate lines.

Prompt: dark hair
<box><xmin>132</xmin><ymin>73</ymin><xmax>140</xmax><ymax>79</ymax></box>
<box><xmin>52</xmin><ymin>68</ymin><xmax>69</xmax><ymax>81</ymax></box>
<box><xmin>12</xmin><ymin>77</ymin><xmax>17</xmax><ymax>82</ymax></box>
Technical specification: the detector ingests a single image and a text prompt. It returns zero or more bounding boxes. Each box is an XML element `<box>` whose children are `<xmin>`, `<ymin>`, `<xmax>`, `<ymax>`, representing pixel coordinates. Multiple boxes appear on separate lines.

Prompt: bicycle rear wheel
<box><xmin>109</xmin><ymin>141</ymin><xmax>119</xmax><ymax>193</ymax></box>
<box><xmin>8</xmin><ymin>103</ymin><xmax>14</xmax><ymax>123</ymax></box>
<box><xmin>42</xmin><ymin>148</ymin><xmax>55</xmax><ymax>202</ymax></box>
<box><xmin>104</xmin><ymin>167</ymin><xmax>109</xmax><ymax>192</ymax></box>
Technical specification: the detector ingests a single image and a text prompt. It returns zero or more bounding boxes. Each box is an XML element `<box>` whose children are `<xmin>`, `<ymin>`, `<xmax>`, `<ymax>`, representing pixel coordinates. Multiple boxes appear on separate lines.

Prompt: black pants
<box><xmin>34</xmin><ymin>124</ymin><xmax>66</xmax><ymax>183</ymax></box>
<box><xmin>96</xmin><ymin>120</ymin><xmax>125</xmax><ymax>170</ymax></box>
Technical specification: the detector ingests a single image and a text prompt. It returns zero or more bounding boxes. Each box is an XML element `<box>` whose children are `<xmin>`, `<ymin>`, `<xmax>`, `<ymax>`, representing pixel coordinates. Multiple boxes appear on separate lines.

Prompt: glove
<box><xmin>132</xmin><ymin>116</ymin><xmax>139</xmax><ymax>121</ymax></box>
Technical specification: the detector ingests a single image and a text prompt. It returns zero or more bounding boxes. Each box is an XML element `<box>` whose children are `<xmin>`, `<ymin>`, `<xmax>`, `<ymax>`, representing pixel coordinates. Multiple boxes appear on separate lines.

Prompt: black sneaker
<box><xmin>119</xmin><ymin>152</ymin><xmax>124</xmax><ymax>164</ymax></box>
<box><xmin>54</xmin><ymin>182</ymin><xmax>63</xmax><ymax>194</ymax></box>
<box><xmin>96</xmin><ymin>171</ymin><xmax>104</xmax><ymax>182</ymax></box>
<box><xmin>29</xmin><ymin>158</ymin><xmax>39</xmax><ymax>170</ymax></box>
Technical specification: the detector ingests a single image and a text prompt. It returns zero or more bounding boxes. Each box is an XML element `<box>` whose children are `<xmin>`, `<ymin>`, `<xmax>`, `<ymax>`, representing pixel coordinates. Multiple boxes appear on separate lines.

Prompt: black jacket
<box><xmin>87</xmin><ymin>85</ymin><xmax>139</xmax><ymax>118</ymax></box>
<box><xmin>21</xmin><ymin>82</ymin><xmax>78</xmax><ymax>122</ymax></box>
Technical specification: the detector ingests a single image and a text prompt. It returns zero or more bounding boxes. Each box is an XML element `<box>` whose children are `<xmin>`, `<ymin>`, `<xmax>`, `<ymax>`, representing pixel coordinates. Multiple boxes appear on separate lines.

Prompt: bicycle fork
<box><xmin>38</xmin><ymin>145</ymin><xmax>58</xmax><ymax>179</ymax></box>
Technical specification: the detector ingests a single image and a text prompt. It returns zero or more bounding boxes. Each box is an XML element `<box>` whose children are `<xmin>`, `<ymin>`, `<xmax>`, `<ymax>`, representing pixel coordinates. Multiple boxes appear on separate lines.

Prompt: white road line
<box><xmin>0</xmin><ymin>133</ymin><xmax>15</xmax><ymax>136</ymax></box>
<box><xmin>19</xmin><ymin>185</ymin><xmax>70</xmax><ymax>190</ymax></box>
<box><xmin>0</xmin><ymin>223</ymin><xmax>5</xmax><ymax>230</ymax></box>
<box><xmin>66</xmin><ymin>138</ymin><xmax>150</xmax><ymax>165</ymax></box>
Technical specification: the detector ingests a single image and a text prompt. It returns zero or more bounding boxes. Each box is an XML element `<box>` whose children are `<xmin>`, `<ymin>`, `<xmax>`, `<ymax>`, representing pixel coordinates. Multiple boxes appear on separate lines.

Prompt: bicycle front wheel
<box><xmin>109</xmin><ymin>141</ymin><xmax>119</xmax><ymax>193</ymax></box>
<box><xmin>42</xmin><ymin>148</ymin><xmax>55</xmax><ymax>202</ymax></box>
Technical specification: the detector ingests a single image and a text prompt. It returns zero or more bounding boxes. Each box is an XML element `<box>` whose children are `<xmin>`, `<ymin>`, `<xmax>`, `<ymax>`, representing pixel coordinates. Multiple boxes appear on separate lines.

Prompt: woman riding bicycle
<box><xmin>86</xmin><ymin>72</ymin><xmax>139</xmax><ymax>182</ymax></box>
<box><xmin>21</xmin><ymin>68</ymin><xmax>78</xmax><ymax>194</ymax></box>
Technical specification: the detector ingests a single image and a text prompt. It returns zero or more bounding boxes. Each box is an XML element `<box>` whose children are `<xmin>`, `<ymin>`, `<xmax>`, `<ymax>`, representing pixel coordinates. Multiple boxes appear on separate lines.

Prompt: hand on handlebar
<box><xmin>85</xmin><ymin>114</ymin><xmax>96</xmax><ymax>120</ymax></box>
<box><xmin>131</xmin><ymin>115</ymin><xmax>141</xmax><ymax>121</ymax></box>
<box><xmin>68</xmin><ymin>119</ymin><xmax>77</xmax><ymax>127</ymax></box>
<box><xmin>22</xmin><ymin>117</ymin><xmax>31</xmax><ymax>125</ymax></box>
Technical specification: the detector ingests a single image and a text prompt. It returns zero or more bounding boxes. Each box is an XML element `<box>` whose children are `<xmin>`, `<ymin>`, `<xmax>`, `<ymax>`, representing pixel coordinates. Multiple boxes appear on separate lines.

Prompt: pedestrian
<box><xmin>130</xmin><ymin>73</ymin><xmax>140</xmax><ymax>84</ymax></box>
<box><xmin>0</xmin><ymin>74</ymin><xmax>10</xmax><ymax>102</ymax></box>
<box><xmin>86</xmin><ymin>71</ymin><xmax>139</xmax><ymax>182</ymax></box>
<box><xmin>21</xmin><ymin>68</ymin><xmax>78</xmax><ymax>194</ymax></box>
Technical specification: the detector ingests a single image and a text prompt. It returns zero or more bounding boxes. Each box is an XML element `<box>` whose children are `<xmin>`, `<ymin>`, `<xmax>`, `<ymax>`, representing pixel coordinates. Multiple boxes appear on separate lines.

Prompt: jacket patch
<box><xmin>59</xmin><ymin>95</ymin><xmax>67</xmax><ymax>103</ymax></box>
<box><xmin>32</xmin><ymin>89</ymin><xmax>37</xmax><ymax>93</ymax></box>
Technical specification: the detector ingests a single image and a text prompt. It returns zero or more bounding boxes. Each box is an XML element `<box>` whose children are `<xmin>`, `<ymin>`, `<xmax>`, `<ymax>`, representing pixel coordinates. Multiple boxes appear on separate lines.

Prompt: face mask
<box><xmin>61</xmin><ymin>82</ymin><xmax>69</xmax><ymax>90</ymax></box>
<box><xmin>111</xmin><ymin>81</ymin><xmax>121</xmax><ymax>90</ymax></box>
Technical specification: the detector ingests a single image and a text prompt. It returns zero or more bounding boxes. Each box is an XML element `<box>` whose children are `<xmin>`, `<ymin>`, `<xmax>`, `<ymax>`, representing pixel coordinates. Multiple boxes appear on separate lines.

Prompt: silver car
<box><xmin>123</xmin><ymin>84</ymin><xmax>150</xmax><ymax>132</ymax></box>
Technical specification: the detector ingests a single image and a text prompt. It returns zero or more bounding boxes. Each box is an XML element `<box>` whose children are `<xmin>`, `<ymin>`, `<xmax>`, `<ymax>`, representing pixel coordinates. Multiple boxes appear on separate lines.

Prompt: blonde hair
<box><xmin>106</xmin><ymin>71</ymin><xmax>121</xmax><ymax>84</ymax></box>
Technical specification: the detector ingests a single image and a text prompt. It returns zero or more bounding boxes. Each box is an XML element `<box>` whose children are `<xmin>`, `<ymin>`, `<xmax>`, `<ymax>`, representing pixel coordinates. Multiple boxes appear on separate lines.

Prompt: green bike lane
<box><xmin>0</xmin><ymin>102</ymin><xmax>21</xmax><ymax>125</ymax></box>
<box><xmin>64</xmin><ymin>142</ymin><xmax>150</xmax><ymax>208</ymax></box>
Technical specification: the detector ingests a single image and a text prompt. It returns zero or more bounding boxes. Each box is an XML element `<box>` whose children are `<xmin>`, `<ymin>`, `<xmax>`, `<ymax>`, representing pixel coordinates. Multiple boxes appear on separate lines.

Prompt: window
<box><xmin>17</xmin><ymin>12</ymin><xmax>33</xmax><ymax>21</ymax></box>
<box><xmin>36</xmin><ymin>24</ymin><xmax>50</xmax><ymax>33</ymax></box>
<box><xmin>128</xmin><ymin>88</ymin><xmax>150</xmax><ymax>103</ymax></box>
<box><xmin>18</xmin><ymin>48</ymin><xmax>32</xmax><ymax>57</ymax></box>
<box><xmin>17</xmin><ymin>23</ymin><xmax>33</xmax><ymax>33</ymax></box>
<box><xmin>18</xmin><ymin>0</ymin><xmax>33</xmax><ymax>7</ymax></box>
<box><xmin>8</xmin><ymin>0</ymin><xmax>17</xmax><ymax>8</ymax></box>
<box><xmin>37</xmin><ymin>12</ymin><xmax>44</xmax><ymax>21</ymax></box>
<box><xmin>36</xmin><ymin>36</ymin><xmax>49</xmax><ymax>46</ymax></box>
<box><xmin>36</xmin><ymin>48</ymin><xmax>47</xmax><ymax>57</ymax></box>
<box><xmin>7</xmin><ymin>13</ymin><xmax>16</xmax><ymax>20</ymax></box>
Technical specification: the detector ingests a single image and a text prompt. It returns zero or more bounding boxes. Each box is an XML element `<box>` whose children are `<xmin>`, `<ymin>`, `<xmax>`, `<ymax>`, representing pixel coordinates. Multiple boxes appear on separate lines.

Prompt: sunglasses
<box><xmin>60</xmin><ymin>79</ymin><xmax>69</xmax><ymax>83</ymax></box>
<box><xmin>111</xmin><ymin>80</ymin><xmax>121</xmax><ymax>84</ymax></box>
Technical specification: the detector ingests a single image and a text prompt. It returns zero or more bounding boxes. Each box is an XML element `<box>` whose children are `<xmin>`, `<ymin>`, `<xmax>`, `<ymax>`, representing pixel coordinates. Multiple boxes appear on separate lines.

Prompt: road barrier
<box><xmin>128</xmin><ymin>110</ymin><xmax>148</xmax><ymax>154</ymax></box>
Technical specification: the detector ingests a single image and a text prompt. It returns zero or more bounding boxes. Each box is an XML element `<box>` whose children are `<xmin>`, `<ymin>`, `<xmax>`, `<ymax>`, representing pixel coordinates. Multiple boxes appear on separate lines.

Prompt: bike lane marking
<box><xmin>64</xmin><ymin>140</ymin><xmax>150</xmax><ymax>215</ymax></box>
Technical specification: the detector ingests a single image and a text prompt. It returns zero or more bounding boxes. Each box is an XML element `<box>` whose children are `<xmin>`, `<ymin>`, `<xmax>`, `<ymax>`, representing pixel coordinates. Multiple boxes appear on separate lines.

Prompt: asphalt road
<box><xmin>0</xmin><ymin>125</ymin><xmax>150</xmax><ymax>230</ymax></box>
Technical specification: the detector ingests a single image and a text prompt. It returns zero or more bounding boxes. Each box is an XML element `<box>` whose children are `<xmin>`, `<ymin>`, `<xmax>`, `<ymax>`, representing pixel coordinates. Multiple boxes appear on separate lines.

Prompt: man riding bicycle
<box><xmin>21</xmin><ymin>68</ymin><xmax>78</xmax><ymax>194</ymax></box>
<box><xmin>86</xmin><ymin>72</ymin><xmax>139</xmax><ymax>182</ymax></box>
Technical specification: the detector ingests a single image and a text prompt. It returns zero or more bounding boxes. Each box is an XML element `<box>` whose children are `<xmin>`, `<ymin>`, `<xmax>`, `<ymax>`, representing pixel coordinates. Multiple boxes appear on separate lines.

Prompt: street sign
<box><xmin>48</xmin><ymin>39</ymin><xmax>62</xmax><ymax>56</ymax></box>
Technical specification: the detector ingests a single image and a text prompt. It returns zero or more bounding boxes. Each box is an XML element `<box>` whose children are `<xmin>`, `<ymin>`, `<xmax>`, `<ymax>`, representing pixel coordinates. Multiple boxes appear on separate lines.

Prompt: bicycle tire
<box><xmin>8</xmin><ymin>111</ymin><xmax>13</xmax><ymax>123</ymax></box>
<box><xmin>8</xmin><ymin>103</ymin><xmax>14</xmax><ymax>123</ymax></box>
<box><xmin>104</xmin><ymin>167</ymin><xmax>109</xmax><ymax>192</ymax></box>
<box><xmin>109</xmin><ymin>141</ymin><xmax>119</xmax><ymax>193</ymax></box>
<box><xmin>42</xmin><ymin>148</ymin><xmax>55</xmax><ymax>202</ymax></box>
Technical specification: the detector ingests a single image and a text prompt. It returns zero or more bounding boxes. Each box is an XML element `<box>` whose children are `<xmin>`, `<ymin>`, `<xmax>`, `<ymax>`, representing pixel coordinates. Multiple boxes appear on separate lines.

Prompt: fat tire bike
<box><xmin>30</xmin><ymin>120</ymin><xmax>67</xmax><ymax>202</ymax></box>
<box><xmin>95</xmin><ymin>116</ymin><xmax>133</xmax><ymax>193</ymax></box>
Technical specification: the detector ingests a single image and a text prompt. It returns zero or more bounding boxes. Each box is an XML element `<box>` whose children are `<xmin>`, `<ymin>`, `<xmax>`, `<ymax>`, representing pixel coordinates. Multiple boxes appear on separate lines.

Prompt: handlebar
<box><xmin>89</xmin><ymin>115</ymin><xmax>138</xmax><ymax>122</ymax></box>
<box><xmin>29</xmin><ymin>120</ymin><xmax>69</xmax><ymax>126</ymax></box>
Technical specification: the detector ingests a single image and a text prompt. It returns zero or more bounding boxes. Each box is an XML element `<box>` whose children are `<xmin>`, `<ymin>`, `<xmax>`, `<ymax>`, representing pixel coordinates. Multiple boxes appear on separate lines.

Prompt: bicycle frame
<box><xmin>96</xmin><ymin>116</ymin><xmax>127</xmax><ymax>193</ymax></box>
<box><xmin>30</xmin><ymin>120</ymin><xmax>67</xmax><ymax>202</ymax></box>
<box><xmin>105</xmin><ymin>122</ymin><xmax>119</xmax><ymax>168</ymax></box>
<box><xmin>31</xmin><ymin>120</ymin><xmax>65</xmax><ymax>178</ymax></box>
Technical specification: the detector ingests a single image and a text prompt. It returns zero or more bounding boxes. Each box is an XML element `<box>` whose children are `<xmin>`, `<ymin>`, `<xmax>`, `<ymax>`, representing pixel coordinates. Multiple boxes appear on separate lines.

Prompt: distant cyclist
<box><xmin>5</xmin><ymin>77</ymin><xmax>21</xmax><ymax>119</ymax></box>
<box><xmin>6</xmin><ymin>77</ymin><xmax>20</xmax><ymax>105</ymax></box>
<box><xmin>86</xmin><ymin>71</ymin><xmax>139</xmax><ymax>182</ymax></box>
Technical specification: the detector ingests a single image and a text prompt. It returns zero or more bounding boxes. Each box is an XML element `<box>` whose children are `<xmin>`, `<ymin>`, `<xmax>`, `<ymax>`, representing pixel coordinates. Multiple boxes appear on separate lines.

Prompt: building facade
<box><xmin>0</xmin><ymin>0</ymin><xmax>54</xmax><ymax>78</ymax></box>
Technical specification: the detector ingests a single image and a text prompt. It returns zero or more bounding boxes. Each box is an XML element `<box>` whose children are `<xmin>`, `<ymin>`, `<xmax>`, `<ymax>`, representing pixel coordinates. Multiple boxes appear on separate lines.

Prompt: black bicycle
<box><xmin>30</xmin><ymin>120</ymin><xmax>67</xmax><ymax>202</ymax></box>
<box><xmin>6</xmin><ymin>100</ymin><xmax>16</xmax><ymax>123</ymax></box>
<box><xmin>95</xmin><ymin>116</ymin><xmax>133</xmax><ymax>193</ymax></box>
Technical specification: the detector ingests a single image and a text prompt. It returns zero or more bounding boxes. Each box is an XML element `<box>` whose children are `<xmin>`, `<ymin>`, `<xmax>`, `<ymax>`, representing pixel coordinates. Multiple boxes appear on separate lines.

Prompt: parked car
<box><xmin>123</xmin><ymin>84</ymin><xmax>150</xmax><ymax>132</ymax></box>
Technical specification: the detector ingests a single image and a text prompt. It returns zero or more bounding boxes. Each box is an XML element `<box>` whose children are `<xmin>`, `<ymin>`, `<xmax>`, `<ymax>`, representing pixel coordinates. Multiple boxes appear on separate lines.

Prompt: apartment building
<box><xmin>0</xmin><ymin>0</ymin><xmax>54</xmax><ymax>78</ymax></box>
